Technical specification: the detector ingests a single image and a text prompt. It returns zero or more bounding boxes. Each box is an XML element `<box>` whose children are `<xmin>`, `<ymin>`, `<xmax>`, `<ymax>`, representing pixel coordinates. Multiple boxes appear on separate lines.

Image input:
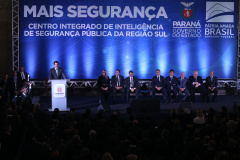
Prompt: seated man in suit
<box><xmin>152</xmin><ymin>69</ymin><xmax>167</xmax><ymax>104</ymax></box>
<box><xmin>177</xmin><ymin>72</ymin><xmax>189</xmax><ymax>102</ymax></box>
<box><xmin>18</xmin><ymin>66</ymin><xmax>29</xmax><ymax>81</ymax></box>
<box><xmin>125</xmin><ymin>70</ymin><xmax>139</xmax><ymax>102</ymax></box>
<box><xmin>188</xmin><ymin>71</ymin><xmax>207</xmax><ymax>103</ymax></box>
<box><xmin>49</xmin><ymin>61</ymin><xmax>66</xmax><ymax>80</ymax></box>
<box><xmin>165</xmin><ymin>69</ymin><xmax>178</xmax><ymax>103</ymax></box>
<box><xmin>111</xmin><ymin>69</ymin><xmax>125</xmax><ymax>104</ymax></box>
<box><xmin>206</xmin><ymin>71</ymin><xmax>218</xmax><ymax>102</ymax></box>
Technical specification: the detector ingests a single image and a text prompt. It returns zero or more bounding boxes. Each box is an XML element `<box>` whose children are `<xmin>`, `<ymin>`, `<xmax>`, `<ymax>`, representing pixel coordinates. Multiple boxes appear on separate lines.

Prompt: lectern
<box><xmin>49</xmin><ymin>79</ymin><xmax>70</xmax><ymax>111</ymax></box>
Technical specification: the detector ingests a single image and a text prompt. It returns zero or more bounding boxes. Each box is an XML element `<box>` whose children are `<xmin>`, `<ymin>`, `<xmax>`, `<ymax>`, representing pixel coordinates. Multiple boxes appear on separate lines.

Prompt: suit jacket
<box><xmin>177</xmin><ymin>77</ymin><xmax>188</xmax><ymax>89</ymax></box>
<box><xmin>18</xmin><ymin>71</ymin><xmax>28</xmax><ymax>81</ymax></box>
<box><xmin>188</xmin><ymin>75</ymin><xmax>203</xmax><ymax>88</ymax></box>
<box><xmin>152</xmin><ymin>75</ymin><xmax>165</xmax><ymax>88</ymax></box>
<box><xmin>165</xmin><ymin>76</ymin><xmax>178</xmax><ymax>88</ymax></box>
<box><xmin>111</xmin><ymin>75</ymin><xmax>124</xmax><ymax>87</ymax></box>
<box><xmin>21</xmin><ymin>84</ymin><xmax>31</xmax><ymax>98</ymax></box>
<box><xmin>49</xmin><ymin>68</ymin><xmax>66</xmax><ymax>80</ymax></box>
<box><xmin>125</xmin><ymin>76</ymin><xmax>138</xmax><ymax>89</ymax></box>
<box><xmin>1</xmin><ymin>78</ymin><xmax>10</xmax><ymax>91</ymax></box>
<box><xmin>206</xmin><ymin>76</ymin><xmax>218</xmax><ymax>88</ymax></box>
<box><xmin>9</xmin><ymin>76</ymin><xmax>22</xmax><ymax>91</ymax></box>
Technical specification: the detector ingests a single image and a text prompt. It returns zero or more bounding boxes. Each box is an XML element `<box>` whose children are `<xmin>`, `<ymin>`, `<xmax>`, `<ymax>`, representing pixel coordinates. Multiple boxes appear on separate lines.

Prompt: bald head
<box><xmin>193</xmin><ymin>71</ymin><xmax>198</xmax><ymax>78</ymax></box>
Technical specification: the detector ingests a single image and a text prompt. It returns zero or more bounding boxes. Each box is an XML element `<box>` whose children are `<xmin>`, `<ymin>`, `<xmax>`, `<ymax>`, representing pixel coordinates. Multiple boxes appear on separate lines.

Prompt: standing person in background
<box><xmin>9</xmin><ymin>70</ymin><xmax>22</xmax><ymax>102</ymax></box>
<box><xmin>18</xmin><ymin>66</ymin><xmax>29</xmax><ymax>81</ymax></box>
<box><xmin>1</xmin><ymin>73</ymin><xmax>10</xmax><ymax>103</ymax></box>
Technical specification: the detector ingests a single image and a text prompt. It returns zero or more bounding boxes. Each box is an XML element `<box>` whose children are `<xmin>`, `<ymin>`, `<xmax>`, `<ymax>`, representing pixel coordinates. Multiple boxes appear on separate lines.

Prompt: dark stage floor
<box><xmin>34</xmin><ymin>95</ymin><xmax>240</xmax><ymax>115</ymax></box>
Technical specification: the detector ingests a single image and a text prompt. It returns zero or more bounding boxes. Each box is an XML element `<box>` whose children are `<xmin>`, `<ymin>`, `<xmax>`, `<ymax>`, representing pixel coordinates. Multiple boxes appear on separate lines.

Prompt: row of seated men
<box><xmin>97</xmin><ymin>69</ymin><xmax>218</xmax><ymax>104</ymax></box>
<box><xmin>0</xmin><ymin>67</ymin><xmax>31</xmax><ymax>103</ymax></box>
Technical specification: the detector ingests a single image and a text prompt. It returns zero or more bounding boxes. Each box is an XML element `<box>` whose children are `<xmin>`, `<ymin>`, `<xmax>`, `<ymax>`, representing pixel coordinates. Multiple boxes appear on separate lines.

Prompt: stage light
<box><xmin>137</xmin><ymin>38</ymin><xmax>149</xmax><ymax>77</ymax></box>
<box><xmin>222</xmin><ymin>41</ymin><xmax>235</xmax><ymax>78</ymax></box>
<box><xmin>65</xmin><ymin>40</ymin><xmax>77</xmax><ymax>78</ymax></box>
<box><xmin>24</xmin><ymin>40</ymin><xmax>38</xmax><ymax>78</ymax></box>
<box><xmin>47</xmin><ymin>38</ymin><xmax>61</xmax><ymax>74</ymax></box>
<box><xmin>122</xmin><ymin>40</ymin><xmax>134</xmax><ymax>77</ymax></box>
<box><xmin>156</xmin><ymin>40</ymin><xmax>168</xmax><ymax>76</ymax></box>
<box><xmin>83</xmin><ymin>37</ymin><xmax>95</xmax><ymax>79</ymax></box>
<box><xmin>104</xmin><ymin>41</ymin><xmax>116</xmax><ymax>77</ymax></box>
<box><xmin>197</xmin><ymin>40</ymin><xmax>209</xmax><ymax>77</ymax></box>
<box><xmin>177</xmin><ymin>40</ymin><xmax>189</xmax><ymax>73</ymax></box>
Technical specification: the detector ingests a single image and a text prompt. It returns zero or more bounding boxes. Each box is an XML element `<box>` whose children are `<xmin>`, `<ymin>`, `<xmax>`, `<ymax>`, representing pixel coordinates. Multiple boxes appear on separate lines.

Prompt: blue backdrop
<box><xmin>20</xmin><ymin>0</ymin><xmax>239</xmax><ymax>79</ymax></box>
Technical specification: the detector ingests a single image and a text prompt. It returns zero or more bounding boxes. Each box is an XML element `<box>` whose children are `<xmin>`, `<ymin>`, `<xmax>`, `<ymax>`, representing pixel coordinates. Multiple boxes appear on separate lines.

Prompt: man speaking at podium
<box><xmin>49</xmin><ymin>61</ymin><xmax>66</xmax><ymax>80</ymax></box>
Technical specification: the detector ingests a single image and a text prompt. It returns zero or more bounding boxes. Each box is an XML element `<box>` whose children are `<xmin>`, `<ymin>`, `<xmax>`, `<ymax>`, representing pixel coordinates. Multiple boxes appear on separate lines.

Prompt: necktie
<box><xmin>170</xmin><ymin>77</ymin><xmax>173</xmax><ymax>81</ymax></box>
<box><xmin>130</xmin><ymin>77</ymin><xmax>133</xmax><ymax>87</ymax></box>
<box><xmin>195</xmin><ymin>78</ymin><xmax>197</xmax><ymax>82</ymax></box>
<box><xmin>158</xmin><ymin>76</ymin><xmax>160</xmax><ymax>82</ymax></box>
<box><xmin>117</xmin><ymin>76</ymin><xmax>120</xmax><ymax>86</ymax></box>
<box><xmin>211</xmin><ymin>77</ymin><xmax>213</xmax><ymax>81</ymax></box>
<box><xmin>56</xmin><ymin>69</ymin><xmax>58</xmax><ymax>76</ymax></box>
<box><xmin>21</xmin><ymin>72</ymin><xmax>25</xmax><ymax>80</ymax></box>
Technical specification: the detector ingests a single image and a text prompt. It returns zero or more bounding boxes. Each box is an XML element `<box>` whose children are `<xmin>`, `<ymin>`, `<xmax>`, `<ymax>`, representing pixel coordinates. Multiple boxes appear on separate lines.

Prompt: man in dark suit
<box><xmin>49</xmin><ymin>61</ymin><xmax>66</xmax><ymax>80</ymax></box>
<box><xmin>165</xmin><ymin>69</ymin><xmax>178</xmax><ymax>103</ymax></box>
<box><xmin>188</xmin><ymin>71</ymin><xmax>207</xmax><ymax>103</ymax></box>
<box><xmin>125</xmin><ymin>70</ymin><xmax>139</xmax><ymax>102</ymax></box>
<box><xmin>111</xmin><ymin>69</ymin><xmax>125</xmax><ymax>104</ymax></box>
<box><xmin>1</xmin><ymin>73</ymin><xmax>10</xmax><ymax>103</ymax></box>
<box><xmin>177</xmin><ymin>72</ymin><xmax>189</xmax><ymax>102</ymax></box>
<box><xmin>206</xmin><ymin>71</ymin><xmax>218</xmax><ymax>102</ymax></box>
<box><xmin>9</xmin><ymin>70</ymin><xmax>22</xmax><ymax>101</ymax></box>
<box><xmin>18</xmin><ymin>66</ymin><xmax>29</xmax><ymax>81</ymax></box>
<box><xmin>152</xmin><ymin>69</ymin><xmax>167</xmax><ymax>104</ymax></box>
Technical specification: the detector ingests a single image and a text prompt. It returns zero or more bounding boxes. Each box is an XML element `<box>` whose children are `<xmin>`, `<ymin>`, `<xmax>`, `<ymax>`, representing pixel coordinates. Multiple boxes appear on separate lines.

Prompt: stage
<box><xmin>34</xmin><ymin>95</ymin><xmax>240</xmax><ymax>115</ymax></box>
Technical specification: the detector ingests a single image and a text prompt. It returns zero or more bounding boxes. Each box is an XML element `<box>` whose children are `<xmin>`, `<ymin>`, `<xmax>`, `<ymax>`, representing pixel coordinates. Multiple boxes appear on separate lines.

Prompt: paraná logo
<box><xmin>181</xmin><ymin>2</ymin><xmax>195</xmax><ymax>19</ymax></box>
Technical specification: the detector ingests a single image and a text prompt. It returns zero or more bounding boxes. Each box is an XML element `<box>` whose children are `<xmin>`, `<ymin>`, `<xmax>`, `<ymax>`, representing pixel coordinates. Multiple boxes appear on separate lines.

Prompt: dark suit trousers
<box><xmin>178</xmin><ymin>88</ymin><xmax>189</xmax><ymax>101</ymax></box>
<box><xmin>99</xmin><ymin>89</ymin><xmax>109</xmax><ymax>101</ymax></box>
<box><xmin>112</xmin><ymin>87</ymin><xmax>125</xmax><ymax>101</ymax></box>
<box><xmin>152</xmin><ymin>87</ymin><xmax>167</xmax><ymax>101</ymax></box>
<box><xmin>189</xmin><ymin>86</ymin><xmax>207</xmax><ymax>102</ymax></box>
<box><xmin>166</xmin><ymin>86</ymin><xmax>178</xmax><ymax>101</ymax></box>
<box><xmin>126</xmin><ymin>88</ymin><xmax>139</xmax><ymax>101</ymax></box>
<box><xmin>207</xmin><ymin>88</ymin><xmax>218</xmax><ymax>100</ymax></box>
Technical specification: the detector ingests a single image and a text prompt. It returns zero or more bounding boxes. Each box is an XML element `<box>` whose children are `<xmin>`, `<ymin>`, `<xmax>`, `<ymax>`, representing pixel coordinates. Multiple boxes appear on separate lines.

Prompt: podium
<box><xmin>49</xmin><ymin>79</ymin><xmax>70</xmax><ymax>111</ymax></box>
